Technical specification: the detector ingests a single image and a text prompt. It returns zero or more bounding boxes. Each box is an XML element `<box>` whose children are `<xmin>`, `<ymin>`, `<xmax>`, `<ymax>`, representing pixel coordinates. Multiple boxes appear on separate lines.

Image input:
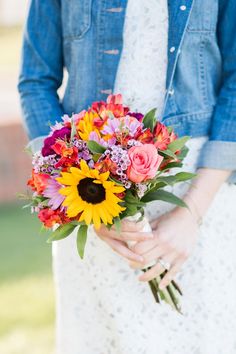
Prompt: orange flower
<box><xmin>27</xmin><ymin>170</ymin><xmax>50</xmax><ymax>194</ymax></box>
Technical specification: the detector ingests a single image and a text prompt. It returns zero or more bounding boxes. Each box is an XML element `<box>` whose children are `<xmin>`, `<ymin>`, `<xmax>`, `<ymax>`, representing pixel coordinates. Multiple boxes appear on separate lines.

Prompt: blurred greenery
<box><xmin>0</xmin><ymin>203</ymin><xmax>55</xmax><ymax>354</ymax></box>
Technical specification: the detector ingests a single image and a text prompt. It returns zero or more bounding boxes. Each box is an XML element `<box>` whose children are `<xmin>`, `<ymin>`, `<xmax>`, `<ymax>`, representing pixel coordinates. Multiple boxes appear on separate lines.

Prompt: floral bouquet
<box><xmin>25</xmin><ymin>94</ymin><xmax>195</xmax><ymax>313</ymax></box>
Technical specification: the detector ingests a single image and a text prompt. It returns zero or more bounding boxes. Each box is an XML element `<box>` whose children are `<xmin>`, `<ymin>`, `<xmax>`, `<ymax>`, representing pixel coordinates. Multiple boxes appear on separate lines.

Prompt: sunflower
<box><xmin>56</xmin><ymin>160</ymin><xmax>126</xmax><ymax>229</ymax></box>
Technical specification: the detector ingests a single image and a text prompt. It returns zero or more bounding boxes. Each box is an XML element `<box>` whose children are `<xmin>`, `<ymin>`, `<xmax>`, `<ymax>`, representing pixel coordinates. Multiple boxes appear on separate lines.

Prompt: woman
<box><xmin>18</xmin><ymin>0</ymin><xmax>236</xmax><ymax>353</ymax></box>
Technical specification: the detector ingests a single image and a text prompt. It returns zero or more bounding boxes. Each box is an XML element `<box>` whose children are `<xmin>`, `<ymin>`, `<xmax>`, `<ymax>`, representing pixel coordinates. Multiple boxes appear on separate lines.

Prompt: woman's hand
<box><xmin>94</xmin><ymin>219</ymin><xmax>154</xmax><ymax>264</ymax></box>
<box><xmin>129</xmin><ymin>207</ymin><xmax>199</xmax><ymax>289</ymax></box>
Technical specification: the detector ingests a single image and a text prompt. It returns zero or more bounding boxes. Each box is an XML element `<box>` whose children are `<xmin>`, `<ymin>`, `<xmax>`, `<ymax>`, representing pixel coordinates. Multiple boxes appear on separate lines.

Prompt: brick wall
<box><xmin>0</xmin><ymin>123</ymin><xmax>31</xmax><ymax>202</ymax></box>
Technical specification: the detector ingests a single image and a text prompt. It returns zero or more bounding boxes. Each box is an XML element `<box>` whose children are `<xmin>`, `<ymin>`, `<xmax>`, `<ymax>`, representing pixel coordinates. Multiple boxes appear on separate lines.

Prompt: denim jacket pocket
<box><xmin>187</xmin><ymin>0</ymin><xmax>218</xmax><ymax>33</ymax></box>
<box><xmin>61</xmin><ymin>0</ymin><xmax>92</xmax><ymax>40</ymax></box>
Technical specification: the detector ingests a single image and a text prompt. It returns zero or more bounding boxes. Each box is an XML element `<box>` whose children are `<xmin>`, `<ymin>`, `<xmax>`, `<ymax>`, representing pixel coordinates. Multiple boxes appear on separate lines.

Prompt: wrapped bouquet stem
<box><xmin>24</xmin><ymin>94</ymin><xmax>195</xmax><ymax>314</ymax></box>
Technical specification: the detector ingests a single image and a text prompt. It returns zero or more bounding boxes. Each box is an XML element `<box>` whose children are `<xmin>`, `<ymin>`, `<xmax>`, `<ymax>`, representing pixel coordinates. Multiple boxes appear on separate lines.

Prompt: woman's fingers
<box><xmin>102</xmin><ymin>236</ymin><xmax>145</xmax><ymax>263</ymax></box>
<box><xmin>96</xmin><ymin>226</ymin><xmax>154</xmax><ymax>242</ymax></box>
<box><xmin>119</xmin><ymin>218</ymin><xmax>147</xmax><ymax>232</ymax></box>
<box><xmin>159</xmin><ymin>259</ymin><xmax>183</xmax><ymax>290</ymax></box>
<box><xmin>132</xmin><ymin>237</ymin><xmax>158</xmax><ymax>255</ymax></box>
<box><xmin>138</xmin><ymin>262</ymin><xmax>165</xmax><ymax>282</ymax></box>
<box><xmin>137</xmin><ymin>252</ymin><xmax>178</xmax><ymax>282</ymax></box>
<box><xmin>129</xmin><ymin>245</ymin><xmax>166</xmax><ymax>269</ymax></box>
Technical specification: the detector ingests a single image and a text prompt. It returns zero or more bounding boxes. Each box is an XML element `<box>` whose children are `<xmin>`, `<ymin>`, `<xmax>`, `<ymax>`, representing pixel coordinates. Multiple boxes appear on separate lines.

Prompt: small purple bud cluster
<box><xmin>72</xmin><ymin>138</ymin><xmax>92</xmax><ymax>162</ymax></box>
<box><xmin>104</xmin><ymin>145</ymin><xmax>132</xmax><ymax>188</ymax></box>
<box><xmin>127</xmin><ymin>139</ymin><xmax>143</xmax><ymax>147</ymax></box>
<box><xmin>32</xmin><ymin>153</ymin><xmax>58</xmax><ymax>174</ymax></box>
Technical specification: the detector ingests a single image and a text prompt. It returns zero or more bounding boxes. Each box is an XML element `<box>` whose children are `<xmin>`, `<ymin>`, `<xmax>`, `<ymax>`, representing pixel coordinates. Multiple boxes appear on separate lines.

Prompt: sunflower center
<box><xmin>77</xmin><ymin>178</ymin><xmax>106</xmax><ymax>204</ymax></box>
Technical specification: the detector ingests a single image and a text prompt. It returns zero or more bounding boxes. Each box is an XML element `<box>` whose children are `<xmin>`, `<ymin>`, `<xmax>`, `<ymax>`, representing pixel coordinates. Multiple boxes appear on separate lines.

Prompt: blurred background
<box><xmin>0</xmin><ymin>1</ymin><xmax>55</xmax><ymax>353</ymax></box>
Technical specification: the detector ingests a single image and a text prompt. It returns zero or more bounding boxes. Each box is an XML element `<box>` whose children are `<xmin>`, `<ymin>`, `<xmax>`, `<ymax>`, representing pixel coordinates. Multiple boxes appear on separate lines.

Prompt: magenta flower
<box><xmin>42</xmin><ymin>127</ymin><xmax>71</xmax><ymax>157</ymax></box>
<box><xmin>128</xmin><ymin>112</ymin><xmax>144</xmax><ymax>122</ymax></box>
<box><xmin>43</xmin><ymin>178</ymin><xmax>65</xmax><ymax>210</ymax></box>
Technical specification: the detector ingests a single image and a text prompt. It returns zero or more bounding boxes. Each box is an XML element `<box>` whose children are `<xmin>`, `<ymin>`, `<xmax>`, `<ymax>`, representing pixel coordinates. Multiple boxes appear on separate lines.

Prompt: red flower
<box><xmin>135</xmin><ymin>127</ymin><xmax>154</xmax><ymax>144</ymax></box>
<box><xmin>91</xmin><ymin>94</ymin><xmax>130</xmax><ymax>120</ymax></box>
<box><xmin>51</xmin><ymin>140</ymin><xmax>79</xmax><ymax>168</ymax></box>
<box><xmin>38</xmin><ymin>208</ymin><xmax>71</xmax><ymax>228</ymax></box>
<box><xmin>27</xmin><ymin>170</ymin><xmax>50</xmax><ymax>194</ymax></box>
<box><xmin>153</xmin><ymin>123</ymin><xmax>172</xmax><ymax>150</ymax></box>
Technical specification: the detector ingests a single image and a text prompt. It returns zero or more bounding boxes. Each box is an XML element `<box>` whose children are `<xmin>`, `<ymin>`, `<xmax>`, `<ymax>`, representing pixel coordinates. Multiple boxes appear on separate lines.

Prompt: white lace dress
<box><xmin>52</xmin><ymin>1</ymin><xmax>236</xmax><ymax>353</ymax></box>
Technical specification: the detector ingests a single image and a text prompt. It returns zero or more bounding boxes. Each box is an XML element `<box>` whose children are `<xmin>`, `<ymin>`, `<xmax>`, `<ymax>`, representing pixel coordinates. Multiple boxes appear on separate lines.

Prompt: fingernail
<box><xmin>138</xmin><ymin>256</ymin><xmax>144</xmax><ymax>262</ymax></box>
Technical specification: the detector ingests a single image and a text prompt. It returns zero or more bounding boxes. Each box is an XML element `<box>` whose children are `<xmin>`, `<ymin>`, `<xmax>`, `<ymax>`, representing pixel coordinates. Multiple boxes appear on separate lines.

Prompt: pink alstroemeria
<box><xmin>43</xmin><ymin>178</ymin><xmax>65</xmax><ymax>210</ymax></box>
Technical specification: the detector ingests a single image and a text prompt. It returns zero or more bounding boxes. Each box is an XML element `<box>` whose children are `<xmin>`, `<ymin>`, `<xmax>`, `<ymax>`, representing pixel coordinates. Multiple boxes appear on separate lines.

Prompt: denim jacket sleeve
<box><xmin>196</xmin><ymin>0</ymin><xmax>236</xmax><ymax>183</ymax></box>
<box><xmin>18</xmin><ymin>0</ymin><xmax>64</xmax><ymax>140</ymax></box>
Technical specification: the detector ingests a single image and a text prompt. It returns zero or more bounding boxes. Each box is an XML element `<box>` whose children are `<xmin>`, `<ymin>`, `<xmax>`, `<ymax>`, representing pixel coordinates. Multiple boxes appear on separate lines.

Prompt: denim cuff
<box><xmin>196</xmin><ymin>140</ymin><xmax>236</xmax><ymax>184</ymax></box>
<box><xmin>27</xmin><ymin>136</ymin><xmax>46</xmax><ymax>154</ymax></box>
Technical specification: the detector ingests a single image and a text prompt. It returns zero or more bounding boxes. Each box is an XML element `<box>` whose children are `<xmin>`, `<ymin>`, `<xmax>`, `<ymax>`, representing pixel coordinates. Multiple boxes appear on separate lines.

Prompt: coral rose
<box><xmin>127</xmin><ymin>144</ymin><xmax>163</xmax><ymax>183</ymax></box>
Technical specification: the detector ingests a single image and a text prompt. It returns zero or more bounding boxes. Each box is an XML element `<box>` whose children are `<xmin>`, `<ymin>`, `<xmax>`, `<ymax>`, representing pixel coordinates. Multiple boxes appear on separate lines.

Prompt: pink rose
<box><xmin>127</xmin><ymin>144</ymin><xmax>163</xmax><ymax>183</ymax></box>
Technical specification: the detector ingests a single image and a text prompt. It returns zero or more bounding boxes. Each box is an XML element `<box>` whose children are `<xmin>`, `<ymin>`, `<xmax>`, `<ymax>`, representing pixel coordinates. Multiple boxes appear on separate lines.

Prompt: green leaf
<box><xmin>159</xmin><ymin>149</ymin><xmax>177</xmax><ymax>160</ymax></box>
<box><xmin>141</xmin><ymin>189</ymin><xmax>188</xmax><ymax>208</ymax></box>
<box><xmin>156</xmin><ymin>172</ymin><xmax>197</xmax><ymax>186</ymax></box>
<box><xmin>168</xmin><ymin>136</ymin><xmax>190</xmax><ymax>153</ymax></box>
<box><xmin>142</xmin><ymin>108</ymin><xmax>157</xmax><ymax>131</ymax></box>
<box><xmin>77</xmin><ymin>225</ymin><xmax>88</xmax><ymax>259</ymax></box>
<box><xmin>125</xmin><ymin>190</ymin><xmax>146</xmax><ymax>207</ymax></box>
<box><xmin>175</xmin><ymin>146</ymin><xmax>189</xmax><ymax>161</ymax></box>
<box><xmin>47</xmin><ymin>223</ymin><xmax>77</xmax><ymax>243</ymax></box>
<box><xmin>114</xmin><ymin>217</ymin><xmax>121</xmax><ymax>234</ymax></box>
<box><xmin>87</xmin><ymin>141</ymin><xmax>106</xmax><ymax>154</ymax></box>
<box><xmin>159</xmin><ymin>161</ymin><xmax>183</xmax><ymax>171</ymax></box>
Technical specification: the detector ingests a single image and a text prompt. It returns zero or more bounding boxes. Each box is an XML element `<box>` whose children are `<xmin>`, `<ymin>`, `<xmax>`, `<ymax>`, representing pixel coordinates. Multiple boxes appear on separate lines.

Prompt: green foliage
<box><xmin>113</xmin><ymin>217</ymin><xmax>122</xmax><ymax>234</ymax></box>
<box><xmin>47</xmin><ymin>223</ymin><xmax>77</xmax><ymax>243</ymax></box>
<box><xmin>168</xmin><ymin>136</ymin><xmax>190</xmax><ymax>152</ymax></box>
<box><xmin>87</xmin><ymin>140</ymin><xmax>106</xmax><ymax>154</ymax></box>
<box><xmin>141</xmin><ymin>189</ymin><xmax>188</xmax><ymax>208</ymax></box>
<box><xmin>159</xmin><ymin>149</ymin><xmax>177</xmax><ymax>160</ymax></box>
<box><xmin>156</xmin><ymin>172</ymin><xmax>196</xmax><ymax>186</ymax></box>
<box><xmin>122</xmin><ymin>190</ymin><xmax>146</xmax><ymax>217</ymax></box>
<box><xmin>77</xmin><ymin>225</ymin><xmax>88</xmax><ymax>259</ymax></box>
<box><xmin>142</xmin><ymin>108</ymin><xmax>157</xmax><ymax>132</ymax></box>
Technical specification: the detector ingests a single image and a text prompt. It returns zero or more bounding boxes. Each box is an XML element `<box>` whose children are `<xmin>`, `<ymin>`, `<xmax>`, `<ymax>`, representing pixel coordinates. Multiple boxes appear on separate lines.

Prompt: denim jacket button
<box><xmin>100</xmin><ymin>89</ymin><xmax>112</xmax><ymax>95</ymax></box>
<box><xmin>103</xmin><ymin>49</ymin><xmax>119</xmax><ymax>55</ymax></box>
<box><xmin>170</xmin><ymin>46</ymin><xmax>176</xmax><ymax>53</ymax></box>
<box><xmin>106</xmin><ymin>7</ymin><xmax>123</xmax><ymax>13</ymax></box>
<box><xmin>180</xmin><ymin>5</ymin><xmax>187</xmax><ymax>11</ymax></box>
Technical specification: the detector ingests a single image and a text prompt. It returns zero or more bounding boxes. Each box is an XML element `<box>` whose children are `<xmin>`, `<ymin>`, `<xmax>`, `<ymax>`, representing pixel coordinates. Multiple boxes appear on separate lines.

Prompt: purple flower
<box><xmin>128</xmin><ymin>112</ymin><xmax>144</xmax><ymax>122</ymax></box>
<box><xmin>43</xmin><ymin>178</ymin><xmax>65</xmax><ymax>210</ymax></box>
<box><xmin>89</xmin><ymin>131</ymin><xmax>116</xmax><ymax>147</ymax></box>
<box><xmin>42</xmin><ymin>127</ymin><xmax>71</xmax><ymax>157</ymax></box>
<box><xmin>102</xmin><ymin>116</ymin><xmax>143</xmax><ymax>137</ymax></box>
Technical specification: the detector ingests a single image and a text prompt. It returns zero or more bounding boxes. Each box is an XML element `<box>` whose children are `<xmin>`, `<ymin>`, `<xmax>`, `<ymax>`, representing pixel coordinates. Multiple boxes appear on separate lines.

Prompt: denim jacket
<box><xmin>18</xmin><ymin>0</ymin><xmax>236</xmax><ymax>183</ymax></box>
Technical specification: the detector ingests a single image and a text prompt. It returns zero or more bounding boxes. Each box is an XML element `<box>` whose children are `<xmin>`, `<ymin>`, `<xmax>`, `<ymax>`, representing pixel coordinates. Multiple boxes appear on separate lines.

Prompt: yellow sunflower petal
<box><xmin>99</xmin><ymin>171</ymin><xmax>110</xmax><ymax>182</ymax></box>
<box><xmin>81</xmin><ymin>204</ymin><xmax>93</xmax><ymax>226</ymax></box>
<box><xmin>70</xmin><ymin>167</ymin><xmax>84</xmax><ymax>178</ymax></box>
<box><xmin>92</xmin><ymin>206</ymin><xmax>101</xmax><ymax>230</ymax></box>
<box><xmin>58</xmin><ymin>186</ymin><xmax>74</xmax><ymax>196</ymax></box>
<box><xmin>80</xmin><ymin>159</ymin><xmax>89</xmax><ymax>171</ymax></box>
<box><xmin>56</xmin><ymin>173</ymin><xmax>78</xmax><ymax>186</ymax></box>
